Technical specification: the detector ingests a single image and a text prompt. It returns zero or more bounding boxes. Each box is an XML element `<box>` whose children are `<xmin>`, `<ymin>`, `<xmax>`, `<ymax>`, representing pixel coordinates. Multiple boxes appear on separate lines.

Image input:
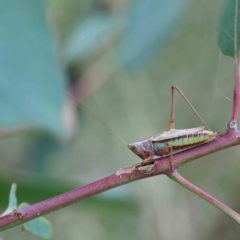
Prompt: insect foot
<box><xmin>138</xmin><ymin>163</ymin><xmax>156</xmax><ymax>174</ymax></box>
<box><xmin>129</xmin><ymin>162</ymin><xmax>157</xmax><ymax>179</ymax></box>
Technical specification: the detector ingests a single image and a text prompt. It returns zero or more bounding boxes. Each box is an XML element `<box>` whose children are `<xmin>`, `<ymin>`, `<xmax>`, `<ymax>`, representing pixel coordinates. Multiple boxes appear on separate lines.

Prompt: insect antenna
<box><xmin>70</xmin><ymin>94</ymin><xmax>128</xmax><ymax>146</ymax></box>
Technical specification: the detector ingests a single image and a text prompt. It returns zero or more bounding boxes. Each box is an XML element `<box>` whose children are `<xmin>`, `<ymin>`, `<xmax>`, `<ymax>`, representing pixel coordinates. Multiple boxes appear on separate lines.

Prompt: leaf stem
<box><xmin>168</xmin><ymin>171</ymin><xmax>240</xmax><ymax>225</ymax></box>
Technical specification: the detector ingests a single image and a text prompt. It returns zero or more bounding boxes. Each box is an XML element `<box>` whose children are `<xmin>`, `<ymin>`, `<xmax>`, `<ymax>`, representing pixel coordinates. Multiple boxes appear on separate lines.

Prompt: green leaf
<box><xmin>19</xmin><ymin>203</ymin><xmax>52</xmax><ymax>239</ymax></box>
<box><xmin>218</xmin><ymin>0</ymin><xmax>240</xmax><ymax>57</ymax></box>
<box><xmin>117</xmin><ymin>0</ymin><xmax>187</xmax><ymax>70</ymax></box>
<box><xmin>0</xmin><ymin>0</ymin><xmax>67</xmax><ymax>137</ymax></box>
<box><xmin>64</xmin><ymin>13</ymin><xmax>124</xmax><ymax>63</ymax></box>
<box><xmin>1</xmin><ymin>183</ymin><xmax>18</xmax><ymax>216</ymax></box>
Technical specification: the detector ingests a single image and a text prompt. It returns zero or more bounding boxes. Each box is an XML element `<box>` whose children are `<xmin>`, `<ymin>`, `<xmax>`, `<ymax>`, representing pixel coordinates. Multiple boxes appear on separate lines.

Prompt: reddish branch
<box><xmin>0</xmin><ymin>128</ymin><xmax>240</xmax><ymax>230</ymax></box>
<box><xmin>168</xmin><ymin>171</ymin><xmax>240</xmax><ymax>224</ymax></box>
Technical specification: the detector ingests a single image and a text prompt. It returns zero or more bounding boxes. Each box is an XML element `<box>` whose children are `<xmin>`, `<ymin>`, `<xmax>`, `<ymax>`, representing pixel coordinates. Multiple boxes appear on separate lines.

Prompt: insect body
<box><xmin>128</xmin><ymin>126</ymin><xmax>218</xmax><ymax>170</ymax></box>
<box><xmin>77</xmin><ymin>86</ymin><xmax>219</xmax><ymax>172</ymax></box>
<box><xmin>127</xmin><ymin>86</ymin><xmax>219</xmax><ymax>171</ymax></box>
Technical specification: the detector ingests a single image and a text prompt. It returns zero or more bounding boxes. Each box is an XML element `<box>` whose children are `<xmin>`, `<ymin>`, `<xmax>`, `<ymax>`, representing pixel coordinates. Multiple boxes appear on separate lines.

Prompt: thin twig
<box><xmin>168</xmin><ymin>171</ymin><xmax>240</xmax><ymax>225</ymax></box>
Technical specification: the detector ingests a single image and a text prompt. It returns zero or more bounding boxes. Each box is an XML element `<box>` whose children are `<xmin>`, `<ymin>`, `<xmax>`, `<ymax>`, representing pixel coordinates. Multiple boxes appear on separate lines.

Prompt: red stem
<box><xmin>168</xmin><ymin>171</ymin><xmax>240</xmax><ymax>224</ymax></box>
<box><xmin>0</xmin><ymin>129</ymin><xmax>240</xmax><ymax>230</ymax></box>
<box><xmin>231</xmin><ymin>0</ymin><xmax>240</xmax><ymax>122</ymax></box>
<box><xmin>231</xmin><ymin>62</ymin><xmax>240</xmax><ymax>122</ymax></box>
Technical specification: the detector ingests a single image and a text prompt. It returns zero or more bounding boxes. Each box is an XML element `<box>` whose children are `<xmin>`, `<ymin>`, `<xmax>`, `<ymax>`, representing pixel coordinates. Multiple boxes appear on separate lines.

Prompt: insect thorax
<box><xmin>152</xmin><ymin>142</ymin><xmax>167</xmax><ymax>155</ymax></box>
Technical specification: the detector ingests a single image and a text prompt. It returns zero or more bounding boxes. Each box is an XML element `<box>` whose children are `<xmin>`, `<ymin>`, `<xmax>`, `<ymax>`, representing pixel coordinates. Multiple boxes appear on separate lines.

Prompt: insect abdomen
<box><xmin>168</xmin><ymin>130</ymin><xmax>214</xmax><ymax>148</ymax></box>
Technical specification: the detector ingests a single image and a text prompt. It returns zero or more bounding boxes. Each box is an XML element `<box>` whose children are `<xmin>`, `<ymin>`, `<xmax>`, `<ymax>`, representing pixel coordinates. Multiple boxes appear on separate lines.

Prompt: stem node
<box><xmin>229</xmin><ymin>120</ymin><xmax>238</xmax><ymax>129</ymax></box>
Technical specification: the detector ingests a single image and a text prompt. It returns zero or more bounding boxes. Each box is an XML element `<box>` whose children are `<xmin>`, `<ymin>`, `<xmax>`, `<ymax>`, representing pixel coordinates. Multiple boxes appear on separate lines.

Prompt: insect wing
<box><xmin>151</xmin><ymin>126</ymin><xmax>205</xmax><ymax>142</ymax></box>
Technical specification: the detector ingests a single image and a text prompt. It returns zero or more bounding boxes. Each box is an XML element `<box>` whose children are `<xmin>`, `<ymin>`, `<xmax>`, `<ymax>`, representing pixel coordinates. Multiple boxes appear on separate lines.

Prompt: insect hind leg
<box><xmin>167</xmin><ymin>86</ymin><xmax>175</xmax><ymax>131</ymax></box>
<box><xmin>169</xmin><ymin>86</ymin><xmax>210</xmax><ymax>130</ymax></box>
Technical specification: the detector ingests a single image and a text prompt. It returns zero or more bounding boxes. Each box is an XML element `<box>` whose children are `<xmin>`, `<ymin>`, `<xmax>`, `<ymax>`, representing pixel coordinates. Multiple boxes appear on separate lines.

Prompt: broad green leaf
<box><xmin>64</xmin><ymin>13</ymin><xmax>124</xmax><ymax>63</ymax></box>
<box><xmin>19</xmin><ymin>203</ymin><xmax>52</xmax><ymax>239</ymax></box>
<box><xmin>117</xmin><ymin>0</ymin><xmax>187</xmax><ymax>70</ymax></box>
<box><xmin>218</xmin><ymin>0</ymin><xmax>240</xmax><ymax>57</ymax></box>
<box><xmin>0</xmin><ymin>0</ymin><xmax>67</xmax><ymax>137</ymax></box>
<box><xmin>1</xmin><ymin>183</ymin><xmax>17</xmax><ymax>216</ymax></box>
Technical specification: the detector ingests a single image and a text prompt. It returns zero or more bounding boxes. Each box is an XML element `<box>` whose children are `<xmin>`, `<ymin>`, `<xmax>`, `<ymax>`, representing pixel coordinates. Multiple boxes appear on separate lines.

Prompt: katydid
<box><xmin>128</xmin><ymin>86</ymin><xmax>218</xmax><ymax>172</ymax></box>
<box><xmin>77</xmin><ymin>86</ymin><xmax>218</xmax><ymax>172</ymax></box>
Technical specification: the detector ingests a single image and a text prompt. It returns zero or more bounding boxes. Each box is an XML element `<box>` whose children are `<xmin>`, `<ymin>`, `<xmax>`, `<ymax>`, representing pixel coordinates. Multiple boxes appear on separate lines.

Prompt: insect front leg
<box><xmin>140</xmin><ymin>155</ymin><xmax>154</xmax><ymax>166</ymax></box>
<box><xmin>130</xmin><ymin>155</ymin><xmax>154</xmax><ymax>178</ymax></box>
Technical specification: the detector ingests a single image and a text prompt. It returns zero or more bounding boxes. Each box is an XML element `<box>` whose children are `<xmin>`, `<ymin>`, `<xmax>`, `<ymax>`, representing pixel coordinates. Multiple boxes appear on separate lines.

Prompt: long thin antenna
<box><xmin>70</xmin><ymin>94</ymin><xmax>128</xmax><ymax>146</ymax></box>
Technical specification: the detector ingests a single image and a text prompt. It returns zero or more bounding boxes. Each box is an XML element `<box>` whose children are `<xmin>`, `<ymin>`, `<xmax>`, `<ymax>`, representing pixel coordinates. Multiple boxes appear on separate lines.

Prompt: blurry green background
<box><xmin>1</xmin><ymin>0</ymin><xmax>240</xmax><ymax>239</ymax></box>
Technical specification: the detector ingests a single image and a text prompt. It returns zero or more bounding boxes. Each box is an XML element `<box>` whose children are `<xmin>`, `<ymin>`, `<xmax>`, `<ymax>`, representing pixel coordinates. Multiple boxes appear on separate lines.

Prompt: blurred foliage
<box><xmin>19</xmin><ymin>203</ymin><xmax>52</xmax><ymax>239</ymax></box>
<box><xmin>117</xmin><ymin>0</ymin><xmax>187</xmax><ymax>70</ymax></box>
<box><xmin>1</xmin><ymin>184</ymin><xmax>52</xmax><ymax>239</ymax></box>
<box><xmin>0</xmin><ymin>0</ymin><xmax>66</xmax><ymax>137</ymax></box>
<box><xmin>1</xmin><ymin>183</ymin><xmax>17</xmax><ymax>216</ymax></box>
<box><xmin>1</xmin><ymin>0</ymin><xmax>240</xmax><ymax>240</ymax></box>
<box><xmin>64</xmin><ymin>12</ymin><xmax>125</xmax><ymax>63</ymax></box>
